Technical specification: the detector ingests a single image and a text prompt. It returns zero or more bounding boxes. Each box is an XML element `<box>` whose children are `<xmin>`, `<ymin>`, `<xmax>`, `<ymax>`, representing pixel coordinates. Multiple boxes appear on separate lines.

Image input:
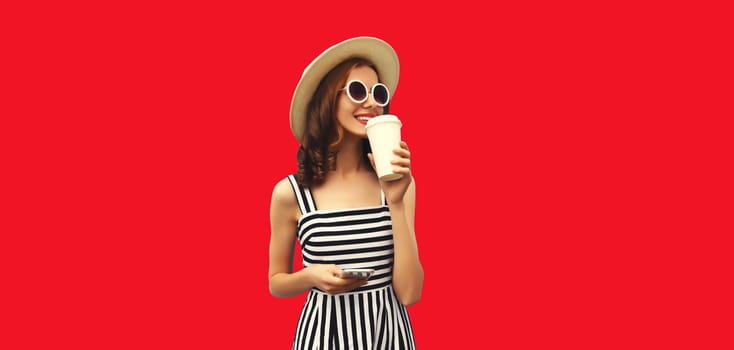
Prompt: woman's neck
<box><xmin>332</xmin><ymin>137</ymin><xmax>367</xmax><ymax>177</ymax></box>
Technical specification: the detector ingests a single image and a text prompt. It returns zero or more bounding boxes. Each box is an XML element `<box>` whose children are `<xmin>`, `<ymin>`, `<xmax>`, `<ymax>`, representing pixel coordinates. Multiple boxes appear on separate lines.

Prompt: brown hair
<box><xmin>296</xmin><ymin>57</ymin><xmax>384</xmax><ymax>188</ymax></box>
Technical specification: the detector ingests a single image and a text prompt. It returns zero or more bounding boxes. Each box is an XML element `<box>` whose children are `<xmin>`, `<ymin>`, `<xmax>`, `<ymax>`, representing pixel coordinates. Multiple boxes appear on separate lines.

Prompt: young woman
<box><xmin>269</xmin><ymin>36</ymin><xmax>423</xmax><ymax>349</ymax></box>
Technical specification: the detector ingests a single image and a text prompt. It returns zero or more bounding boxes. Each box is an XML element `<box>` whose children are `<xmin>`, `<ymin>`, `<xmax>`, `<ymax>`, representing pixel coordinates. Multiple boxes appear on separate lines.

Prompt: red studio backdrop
<box><xmin>2</xmin><ymin>1</ymin><xmax>732</xmax><ymax>349</ymax></box>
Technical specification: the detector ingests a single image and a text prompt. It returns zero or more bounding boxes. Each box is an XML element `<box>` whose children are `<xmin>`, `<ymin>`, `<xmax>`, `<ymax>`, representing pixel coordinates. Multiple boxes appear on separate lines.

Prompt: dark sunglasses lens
<box><xmin>373</xmin><ymin>85</ymin><xmax>389</xmax><ymax>105</ymax></box>
<box><xmin>348</xmin><ymin>81</ymin><xmax>367</xmax><ymax>102</ymax></box>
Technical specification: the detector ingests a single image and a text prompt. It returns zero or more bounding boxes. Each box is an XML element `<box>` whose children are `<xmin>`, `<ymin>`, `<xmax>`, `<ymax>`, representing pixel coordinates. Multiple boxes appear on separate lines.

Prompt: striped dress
<box><xmin>287</xmin><ymin>175</ymin><xmax>416</xmax><ymax>350</ymax></box>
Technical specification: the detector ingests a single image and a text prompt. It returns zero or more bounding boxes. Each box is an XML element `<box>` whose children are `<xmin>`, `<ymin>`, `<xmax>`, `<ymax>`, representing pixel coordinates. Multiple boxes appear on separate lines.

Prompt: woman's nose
<box><xmin>363</xmin><ymin>92</ymin><xmax>378</xmax><ymax>108</ymax></box>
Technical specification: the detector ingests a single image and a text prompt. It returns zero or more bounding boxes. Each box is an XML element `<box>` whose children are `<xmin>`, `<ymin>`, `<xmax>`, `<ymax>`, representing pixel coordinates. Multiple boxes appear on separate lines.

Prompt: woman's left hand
<box><xmin>369</xmin><ymin>141</ymin><xmax>412</xmax><ymax>204</ymax></box>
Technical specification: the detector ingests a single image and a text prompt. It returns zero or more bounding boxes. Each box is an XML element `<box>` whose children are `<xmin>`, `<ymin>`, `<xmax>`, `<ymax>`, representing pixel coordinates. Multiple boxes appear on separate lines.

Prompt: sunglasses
<box><xmin>340</xmin><ymin>80</ymin><xmax>390</xmax><ymax>107</ymax></box>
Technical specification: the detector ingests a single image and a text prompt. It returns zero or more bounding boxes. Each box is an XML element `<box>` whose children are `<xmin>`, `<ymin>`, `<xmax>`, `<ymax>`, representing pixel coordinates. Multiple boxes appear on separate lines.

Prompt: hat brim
<box><xmin>290</xmin><ymin>36</ymin><xmax>399</xmax><ymax>144</ymax></box>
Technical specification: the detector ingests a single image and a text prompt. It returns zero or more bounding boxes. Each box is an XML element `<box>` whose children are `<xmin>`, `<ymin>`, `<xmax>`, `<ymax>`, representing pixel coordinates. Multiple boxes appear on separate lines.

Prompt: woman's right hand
<box><xmin>306</xmin><ymin>264</ymin><xmax>368</xmax><ymax>294</ymax></box>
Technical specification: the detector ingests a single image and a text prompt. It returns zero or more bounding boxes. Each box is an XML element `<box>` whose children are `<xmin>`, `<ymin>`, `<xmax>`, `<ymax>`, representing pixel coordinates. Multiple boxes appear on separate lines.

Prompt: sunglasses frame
<box><xmin>341</xmin><ymin>80</ymin><xmax>390</xmax><ymax>107</ymax></box>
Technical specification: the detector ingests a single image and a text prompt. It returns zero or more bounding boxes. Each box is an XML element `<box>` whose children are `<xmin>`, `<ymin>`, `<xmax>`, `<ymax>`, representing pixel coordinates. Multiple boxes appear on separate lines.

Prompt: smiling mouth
<box><xmin>355</xmin><ymin>116</ymin><xmax>373</xmax><ymax>123</ymax></box>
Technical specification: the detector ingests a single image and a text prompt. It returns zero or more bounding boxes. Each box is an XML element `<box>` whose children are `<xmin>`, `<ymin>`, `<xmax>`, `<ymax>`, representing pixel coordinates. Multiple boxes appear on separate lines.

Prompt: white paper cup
<box><xmin>366</xmin><ymin>114</ymin><xmax>403</xmax><ymax>181</ymax></box>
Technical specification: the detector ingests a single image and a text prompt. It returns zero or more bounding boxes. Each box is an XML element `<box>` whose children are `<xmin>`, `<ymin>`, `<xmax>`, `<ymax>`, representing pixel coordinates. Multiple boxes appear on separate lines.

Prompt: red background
<box><xmin>2</xmin><ymin>1</ymin><xmax>732</xmax><ymax>349</ymax></box>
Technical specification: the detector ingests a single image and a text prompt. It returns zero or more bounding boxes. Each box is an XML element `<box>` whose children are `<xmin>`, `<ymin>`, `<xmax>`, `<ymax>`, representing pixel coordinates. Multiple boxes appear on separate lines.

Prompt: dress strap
<box><xmin>381</xmin><ymin>190</ymin><xmax>387</xmax><ymax>206</ymax></box>
<box><xmin>287</xmin><ymin>174</ymin><xmax>318</xmax><ymax>214</ymax></box>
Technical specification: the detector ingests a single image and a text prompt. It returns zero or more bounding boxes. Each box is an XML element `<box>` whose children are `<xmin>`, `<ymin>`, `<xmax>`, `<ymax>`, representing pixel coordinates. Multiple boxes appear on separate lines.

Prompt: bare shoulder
<box><xmin>271</xmin><ymin>177</ymin><xmax>302</xmax><ymax>225</ymax></box>
<box><xmin>271</xmin><ymin>177</ymin><xmax>297</xmax><ymax>208</ymax></box>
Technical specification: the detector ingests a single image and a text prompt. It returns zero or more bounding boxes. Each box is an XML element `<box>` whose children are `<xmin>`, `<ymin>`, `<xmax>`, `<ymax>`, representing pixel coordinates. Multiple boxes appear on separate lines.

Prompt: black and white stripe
<box><xmin>287</xmin><ymin>174</ymin><xmax>416</xmax><ymax>349</ymax></box>
<box><xmin>293</xmin><ymin>288</ymin><xmax>416</xmax><ymax>350</ymax></box>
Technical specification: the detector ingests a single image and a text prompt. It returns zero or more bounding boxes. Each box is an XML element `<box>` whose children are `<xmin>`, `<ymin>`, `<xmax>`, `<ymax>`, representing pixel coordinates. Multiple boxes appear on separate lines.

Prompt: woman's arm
<box><xmin>388</xmin><ymin>178</ymin><xmax>424</xmax><ymax>306</ymax></box>
<box><xmin>268</xmin><ymin>178</ymin><xmax>312</xmax><ymax>297</ymax></box>
<box><xmin>377</xmin><ymin>141</ymin><xmax>423</xmax><ymax>306</ymax></box>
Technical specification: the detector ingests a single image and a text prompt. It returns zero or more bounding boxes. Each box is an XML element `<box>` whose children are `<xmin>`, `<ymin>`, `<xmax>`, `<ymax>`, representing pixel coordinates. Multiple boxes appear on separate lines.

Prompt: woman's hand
<box><xmin>369</xmin><ymin>141</ymin><xmax>412</xmax><ymax>204</ymax></box>
<box><xmin>306</xmin><ymin>264</ymin><xmax>368</xmax><ymax>294</ymax></box>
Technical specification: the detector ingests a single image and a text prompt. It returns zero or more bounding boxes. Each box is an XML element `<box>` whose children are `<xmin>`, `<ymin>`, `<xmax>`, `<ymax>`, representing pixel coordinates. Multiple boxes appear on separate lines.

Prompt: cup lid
<box><xmin>365</xmin><ymin>114</ymin><xmax>402</xmax><ymax>129</ymax></box>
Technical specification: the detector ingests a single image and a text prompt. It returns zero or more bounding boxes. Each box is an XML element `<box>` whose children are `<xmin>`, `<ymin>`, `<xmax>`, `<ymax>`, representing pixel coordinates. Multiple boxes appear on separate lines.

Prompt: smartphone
<box><xmin>340</xmin><ymin>268</ymin><xmax>375</xmax><ymax>279</ymax></box>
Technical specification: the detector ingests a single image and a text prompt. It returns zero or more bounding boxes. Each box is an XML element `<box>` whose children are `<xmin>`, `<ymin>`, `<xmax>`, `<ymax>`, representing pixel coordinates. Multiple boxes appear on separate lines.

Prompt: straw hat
<box><xmin>289</xmin><ymin>36</ymin><xmax>399</xmax><ymax>144</ymax></box>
